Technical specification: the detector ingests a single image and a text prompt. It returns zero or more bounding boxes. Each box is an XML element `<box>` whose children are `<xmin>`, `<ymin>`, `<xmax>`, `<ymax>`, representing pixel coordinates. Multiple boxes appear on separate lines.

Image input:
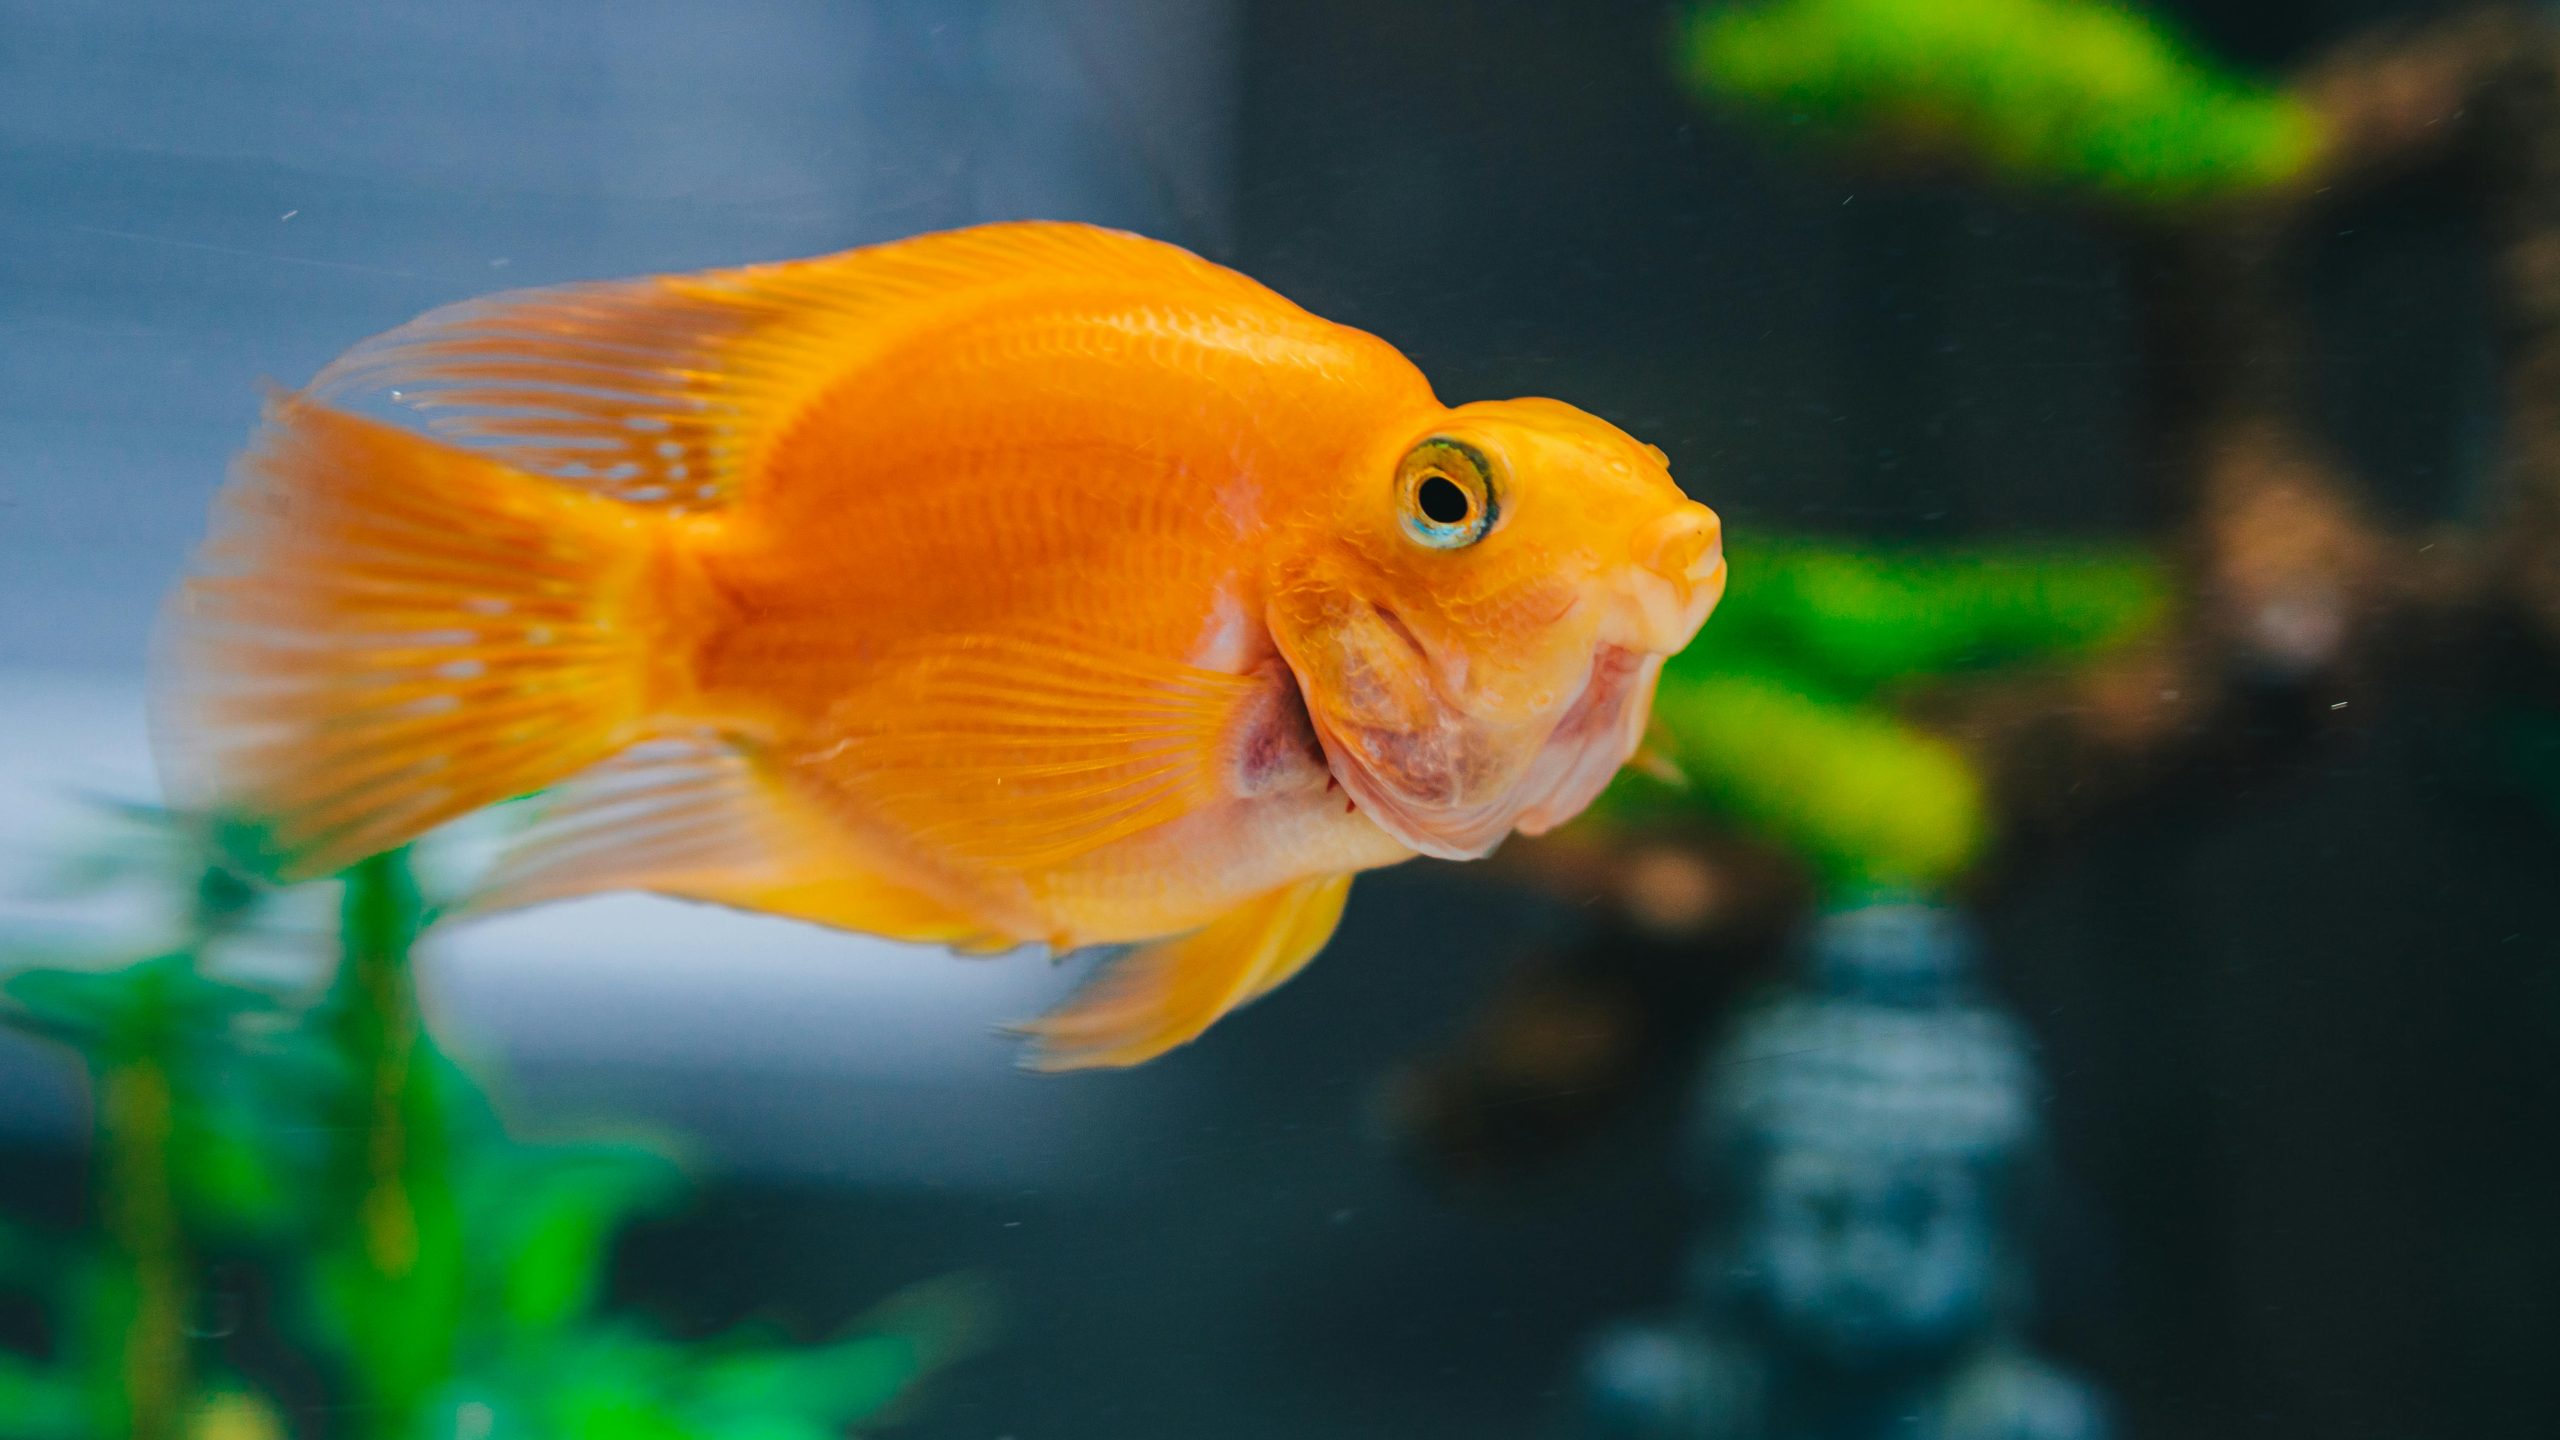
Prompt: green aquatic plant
<box><xmin>0</xmin><ymin>830</ymin><xmax>983</xmax><ymax>1439</ymax></box>
<box><xmin>1593</xmin><ymin>534</ymin><xmax>2171</xmax><ymax>889</ymax></box>
<box><xmin>1676</xmin><ymin>0</ymin><xmax>2325</xmax><ymax>205</ymax></box>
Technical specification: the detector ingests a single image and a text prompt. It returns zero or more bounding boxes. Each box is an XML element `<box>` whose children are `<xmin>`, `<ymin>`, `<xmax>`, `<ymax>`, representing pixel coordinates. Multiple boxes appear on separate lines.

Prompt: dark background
<box><xmin>705</xmin><ymin>3</ymin><xmax>2560</xmax><ymax>1435</ymax></box>
<box><xmin>4</xmin><ymin>2</ymin><xmax>2555</xmax><ymax>1438</ymax></box>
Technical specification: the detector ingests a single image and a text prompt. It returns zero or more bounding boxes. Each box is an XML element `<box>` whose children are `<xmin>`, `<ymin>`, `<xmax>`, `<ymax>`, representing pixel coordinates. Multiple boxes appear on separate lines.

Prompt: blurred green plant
<box><xmin>1591</xmin><ymin>533</ymin><xmax>2172</xmax><ymax>889</ymax></box>
<box><xmin>1675</xmin><ymin>0</ymin><xmax>2325</xmax><ymax>206</ymax></box>
<box><xmin>0</xmin><ymin>831</ymin><xmax>984</xmax><ymax>1439</ymax></box>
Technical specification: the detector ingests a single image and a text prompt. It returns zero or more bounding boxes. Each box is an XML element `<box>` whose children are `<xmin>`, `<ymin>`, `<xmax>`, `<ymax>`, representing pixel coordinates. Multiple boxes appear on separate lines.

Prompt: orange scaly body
<box><xmin>156</xmin><ymin>222</ymin><xmax>1724</xmax><ymax>1068</ymax></box>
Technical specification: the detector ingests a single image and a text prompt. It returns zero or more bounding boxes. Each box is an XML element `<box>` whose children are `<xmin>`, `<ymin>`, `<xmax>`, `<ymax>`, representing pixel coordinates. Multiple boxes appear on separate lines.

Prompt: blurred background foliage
<box><xmin>1600</xmin><ymin>536</ymin><xmax>2170</xmax><ymax>889</ymax></box>
<box><xmin>1676</xmin><ymin>0</ymin><xmax>2326</xmax><ymax>206</ymax></box>
<box><xmin>0</xmin><ymin>840</ymin><xmax>983</xmax><ymax>1440</ymax></box>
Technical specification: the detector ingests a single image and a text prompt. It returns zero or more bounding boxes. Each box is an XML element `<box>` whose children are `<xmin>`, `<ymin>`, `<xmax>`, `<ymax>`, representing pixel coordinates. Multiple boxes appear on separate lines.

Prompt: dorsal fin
<box><xmin>304</xmin><ymin>222</ymin><xmax>1290</xmax><ymax>511</ymax></box>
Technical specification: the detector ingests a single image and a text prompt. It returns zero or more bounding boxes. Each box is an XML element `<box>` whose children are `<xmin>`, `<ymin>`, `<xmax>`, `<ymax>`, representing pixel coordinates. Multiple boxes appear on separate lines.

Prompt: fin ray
<box><xmin>307</xmin><ymin>222</ymin><xmax>1290</xmax><ymax>511</ymax></box>
<box><xmin>470</xmin><ymin>733</ymin><xmax>1001</xmax><ymax>948</ymax></box>
<box><xmin>817</xmin><ymin>630</ymin><xmax>1261</xmax><ymax>873</ymax></box>
<box><xmin>1017</xmin><ymin>873</ymin><xmax>1354</xmax><ymax>1071</ymax></box>
<box><xmin>152</xmin><ymin>401</ymin><xmax>663</xmax><ymax>879</ymax></box>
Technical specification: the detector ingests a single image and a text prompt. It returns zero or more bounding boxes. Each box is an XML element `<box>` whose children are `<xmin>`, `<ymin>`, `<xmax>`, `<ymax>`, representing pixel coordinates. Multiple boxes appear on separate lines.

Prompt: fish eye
<box><xmin>1396</xmin><ymin>438</ymin><xmax>1497</xmax><ymax>549</ymax></box>
<box><xmin>1418</xmin><ymin>474</ymin><xmax>1469</xmax><ymax>524</ymax></box>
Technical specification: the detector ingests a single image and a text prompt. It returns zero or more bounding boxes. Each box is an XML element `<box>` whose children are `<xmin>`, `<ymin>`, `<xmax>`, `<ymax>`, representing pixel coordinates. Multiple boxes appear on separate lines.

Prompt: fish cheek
<box><xmin>1282</xmin><ymin>597</ymin><xmax>1480</xmax><ymax>806</ymax></box>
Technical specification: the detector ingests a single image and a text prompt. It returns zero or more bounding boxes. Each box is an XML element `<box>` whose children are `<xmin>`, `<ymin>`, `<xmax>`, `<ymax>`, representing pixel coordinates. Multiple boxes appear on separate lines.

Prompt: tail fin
<box><xmin>153</xmin><ymin>399</ymin><xmax>672</xmax><ymax>879</ymax></box>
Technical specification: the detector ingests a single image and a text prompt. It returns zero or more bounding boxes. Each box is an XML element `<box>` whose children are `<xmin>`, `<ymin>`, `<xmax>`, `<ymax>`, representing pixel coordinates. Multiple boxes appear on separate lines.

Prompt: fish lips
<box><xmin>1299</xmin><ymin>642</ymin><xmax>1661</xmax><ymax>861</ymax></box>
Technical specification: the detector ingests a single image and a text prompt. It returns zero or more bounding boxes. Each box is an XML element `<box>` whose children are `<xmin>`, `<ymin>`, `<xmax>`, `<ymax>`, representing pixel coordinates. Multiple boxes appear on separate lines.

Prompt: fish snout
<box><xmin>1637</xmin><ymin>504</ymin><xmax>1723</xmax><ymax>588</ymax></box>
<box><xmin>1614</xmin><ymin>503</ymin><xmax>1726</xmax><ymax>654</ymax></box>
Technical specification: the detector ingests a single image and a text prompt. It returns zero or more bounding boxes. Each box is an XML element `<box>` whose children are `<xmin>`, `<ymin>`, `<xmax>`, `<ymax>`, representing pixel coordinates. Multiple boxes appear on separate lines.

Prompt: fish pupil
<box><xmin>1417</xmin><ymin>474</ymin><xmax>1471</xmax><ymax>526</ymax></box>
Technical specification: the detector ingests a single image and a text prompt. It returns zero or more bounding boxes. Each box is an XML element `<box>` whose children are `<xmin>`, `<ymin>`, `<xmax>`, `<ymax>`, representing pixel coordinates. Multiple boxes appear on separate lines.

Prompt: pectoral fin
<box><xmin>1015</xmin><ymin>873</ymin><xmax>1354</xmax><ymax>1072</ymax></box>
<box><xmin>820</xmin><ymin>631</ymin><xmax>1263</xmax><ymax>873</ymax></box>
<box><xmin>1630</xmin><ymin>715</ymin><xmax>1689</xmax><ymax>788</ymax></box>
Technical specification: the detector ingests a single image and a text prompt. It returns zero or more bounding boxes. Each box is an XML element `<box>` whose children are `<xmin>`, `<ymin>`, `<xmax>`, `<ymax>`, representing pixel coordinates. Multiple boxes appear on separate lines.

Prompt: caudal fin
<box><xmin>153</xmin><ymin>399</ymin><xmax>671</xmax><ymax>879</ymax></box>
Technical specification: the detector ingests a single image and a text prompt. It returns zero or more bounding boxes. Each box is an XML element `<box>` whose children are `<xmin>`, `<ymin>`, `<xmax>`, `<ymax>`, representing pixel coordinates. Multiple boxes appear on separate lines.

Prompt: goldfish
<box><xmin>154</xmin><ymin>221</ymin><xmax>1724</xmax><ymax>1069</ymax></box>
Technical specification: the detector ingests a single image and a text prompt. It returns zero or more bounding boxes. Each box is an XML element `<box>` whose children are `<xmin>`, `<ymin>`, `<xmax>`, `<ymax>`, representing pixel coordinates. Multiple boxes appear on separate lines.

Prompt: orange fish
<box><xmin>155</xmin><ymin>221</ymin><xmax>1724</xmax><ymax>1069</ymax></box>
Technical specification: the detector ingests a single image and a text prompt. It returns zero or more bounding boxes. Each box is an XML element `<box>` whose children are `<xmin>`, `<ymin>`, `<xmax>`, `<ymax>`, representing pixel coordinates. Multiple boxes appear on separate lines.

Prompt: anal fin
<box><xmin>467</xmin><ymin>733</ymin><xmax>1003</xmax><ymax>950</ymax></box>
<box><xmin>1015</xmin><ymin>873</ymin><xmax>1354</xmax><ymax>1072</ymax></box>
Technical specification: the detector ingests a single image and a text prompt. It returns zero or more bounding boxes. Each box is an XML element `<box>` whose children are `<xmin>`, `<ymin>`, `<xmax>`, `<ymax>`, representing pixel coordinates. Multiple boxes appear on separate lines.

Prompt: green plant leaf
<box><xmin>303</xmin><ymin>850</ymin><xmax>467</xmax><ymax>1432</ymax></box>
<box><xmin>0</xmin><ymin>1353</ymin><xmax>86</xmax><ymax>1440</ymax></box>
<box><xmin>1677</xmin><ymin>0</ymin><xmax>2326</xmax><ymax>206</ymax></box>
<box><xmin>3</xmin><ymin>816</ymin><xmax>987</xmax><ymax>1440</ymax></box>
<box><xmin>1683</xmin><ymin>534</ymin><xmax>2171</xmax><ymax>698</ymax></box>
<box><xmin>167</xmin><ymin>1088</ymin><xmax>300</xmax><ymax>1233</ymax></box>
<box><xmin>459</xmin><ymin>1140</ymin><xmax>686</xmax><ymax>1340</ymax></box>
<box><xmin>1602</xmin><ymin>670</ymin><xmax>1989</xmax><ymax>888</ymax></box>
<box><xmin>688</xmin><ymin>1333</ymin><xmax>926</xmax><ymax>1427</ymax></box>
<box><xmin>2</xmin><ymin>955</ymin><xmax>274</xmax><ymax>1059</ymax></box>
<box><xmin>185</xmin><ymin>1389</ymin><xmax>288</xmax><ymax>1440</ymax></box>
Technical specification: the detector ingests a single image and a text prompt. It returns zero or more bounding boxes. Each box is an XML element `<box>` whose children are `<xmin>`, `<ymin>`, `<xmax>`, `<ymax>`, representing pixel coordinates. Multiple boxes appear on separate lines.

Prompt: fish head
<box><xmin>1269</xmin><ymin>396</ymin><xmax>1725</xmax><ymax>859</ymax></box>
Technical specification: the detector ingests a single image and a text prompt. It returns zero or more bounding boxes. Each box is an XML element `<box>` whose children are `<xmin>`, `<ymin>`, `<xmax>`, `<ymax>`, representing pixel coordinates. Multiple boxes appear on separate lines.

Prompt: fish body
<box><xmin>156</xmin><ymin>222</ymin><xmax>1724</xmax><ymax>1068</ymax></box>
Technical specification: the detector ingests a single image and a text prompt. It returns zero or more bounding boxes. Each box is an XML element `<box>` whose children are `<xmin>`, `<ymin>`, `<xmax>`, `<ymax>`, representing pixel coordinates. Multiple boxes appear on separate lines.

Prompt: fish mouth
<box><xmin>1508</xmin><ymin>644</ymin><xmax>1661</xmax><ymax>835</ymax></box>
<box><xmin>1617</xmin><ymin>551</ymin><xmax>1727</xmax><ymax>659</ymax></box>
<box><xmin>1307</xmin><ymin>642</ymin><xmax>1659</xmax><ymax>860</ymax></box>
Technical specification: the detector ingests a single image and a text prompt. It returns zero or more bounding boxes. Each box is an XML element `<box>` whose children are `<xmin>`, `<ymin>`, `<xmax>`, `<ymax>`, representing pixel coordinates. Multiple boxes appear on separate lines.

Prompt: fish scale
<box><xmin>155</xmin><ymin>220</ymin><xmax>1723</xmax><ymax>1070</ymax></box>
